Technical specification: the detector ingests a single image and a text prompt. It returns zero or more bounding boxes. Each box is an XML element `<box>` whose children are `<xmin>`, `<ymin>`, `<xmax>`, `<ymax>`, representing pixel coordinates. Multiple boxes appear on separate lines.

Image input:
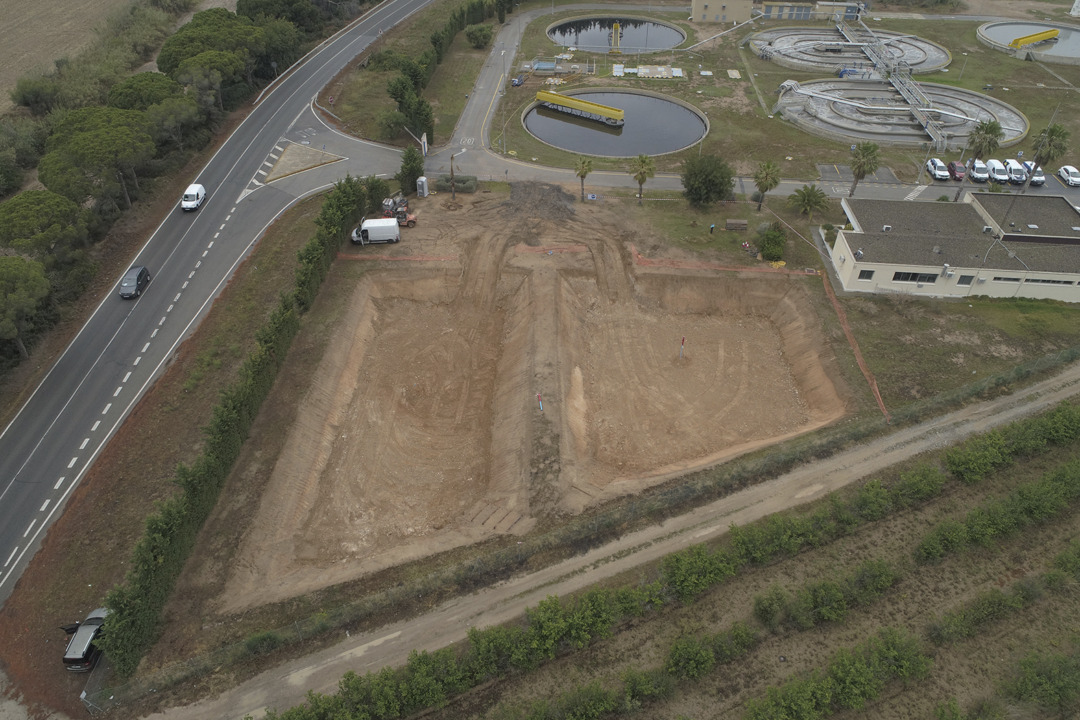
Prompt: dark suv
<box><xmin>62</xmin><ymin>607</ymin><xmax>108</xmax><ymax>672</ymax></box>
<box><xmin>119</xmin><ymin>265</ymin><xmax>151</xmax><ymax>299</ymax></box>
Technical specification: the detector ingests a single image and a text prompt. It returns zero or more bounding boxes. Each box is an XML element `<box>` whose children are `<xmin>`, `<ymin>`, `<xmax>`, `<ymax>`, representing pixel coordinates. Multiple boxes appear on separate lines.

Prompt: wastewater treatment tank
<box><xmin>548</xmin><ymin>17</ymin><xmax>685</xmax><ymax>53</ymax></box>
<box><xmin>523</xmin><ymin>90</ymin><xmax>706</xmax><ymax>157</ymax></box>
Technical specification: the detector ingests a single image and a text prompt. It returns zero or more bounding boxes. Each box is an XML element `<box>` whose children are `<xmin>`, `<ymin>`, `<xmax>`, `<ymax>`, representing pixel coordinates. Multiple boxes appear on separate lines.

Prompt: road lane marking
<box><xmin>168</xmin><ymin>305</ymin><xmax>174</xmax><ymax>312</ymax></box>
<box><xmin>219</xmin><ymin>224</ymin><xmax>226</xmax><ymax>231</ymax></box>
<box><xmin>134</xmin><ymin>356</ymin><xmax>141</xmax><ymax>366</ymax></box>
<box><xmin>158</xmin><ymin>317</ymin><xmax>166</xmax><ymax>326</ymax></box>
<box><xmin>214</xmin><ymin>232</ymin><xmax>220</xmax><ymax>239</ymax></box>
<box><xmin>54</xmin><ymin>477</ymin><xmax>65</xmax><ymax>490</ymax></box>
<box><xmin>151</xmin><ymin>329</ymin><xmax>158</xmax><ymax>338</ymax></box>
<box><xmin>142</xmin><ymin>343</ymin><xmax>150</xmax><ymax>353</ymax></box>
<box><xmin>23</xmin><ymin>521</ymin><xmax>35</xmax><ymax>537</ymax></box>
<box><xmin>67</xmin><ymin>457</ymin><xmax>78</xmax><ymax>468</ymax></box>
<box><xmin>257</xmin><ymin>169</ymin><xmax>268</xmax><ymax>177</ymax></box>
<box><xmin>91</xmin><ymin>421</ymin><xmax>100</xmax><ymax>431</ymax></box>
<box><xmin>102</xmin><ymin>403</ymin><xmax>111</xmax><ymax>414</ymax></box>
<box><xmin>225</xmin><ymin>215</ymin><xmax>231</xmax><ymax>222</ymax></box>
<box><xmin>113</xmin><ymin>387</ymin><xmax>123</xmax><ymax>397</ymax></box>
<box><xmin>182</xmin><ymin>281</ymin><xmax>189</xmax><ymax>289</ymax></box>
<box><xmin>4</xmin><ymin>548</ymin><xmax>16</xmax><ymax>566</ymax></box>
<box><xmin>196</xmin><ymin>261</ymin><xmax>202</xmax><ymax>269</ymax></box>
<box><xmin>79</xmin><ymin>438</ymin><xmax>89</xmax><ymax>449</ymax></box>
<box><xmin>39</xmin><ymin>500</ymin><xmax>49</xmax><ymax>512</ymax></box>
<box><xmin>189</xmin><ymin>271</ymin><xmax>196</xmax><ymax>279</ymax></box>
<box><xmin>123</xmin><ymin>372</ymin><xmax>131</xmax><ymax>383</ymax></box>
<box><xmin>208</xmin><ymin>241</ymin><xmax>214</xmax><ymax>248</ymax></box>
<box><xmin>202</xmin><ymin>251</ymin><xmax>208</xmax><ymax>258</ymax></box>
<box><xmin>174</xmin><ymin>293</ymin><xmax>182</xmax><ymax>302</ymax></box>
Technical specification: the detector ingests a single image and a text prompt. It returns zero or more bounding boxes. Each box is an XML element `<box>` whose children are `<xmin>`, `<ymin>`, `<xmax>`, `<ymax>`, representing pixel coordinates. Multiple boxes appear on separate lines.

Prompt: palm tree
<box><xmin>1001</xmin><ymin>122</ymin><xmax>1070</xmax><ymax>225</ymax></box>
<box><xmin>955</xmin><ymin>119</ymin><xmax>1003</xmax><ymax>202</ymax></box>
<box><xmin>628</xmin><ymin>154</ymin><xmax>655</xmax><ymax>206</ymax></box>
<box><xmin>575</xmin><ymin>156</ymin><xmax>592</xmax><ymax>202</ymax></box>
<box><xmin>848</xmin><ymin>141</ymin><xmax>880</xmax><ymax>198</ymax></box>
<box><xmin>788</xmin><ymin>184</ymin><xmax>830</xmax><ymax>223</ymax></box>
<box><xmin>753</xmin><ymin>161</ymin><xmax>781</xmax><ymax>211</ymax></box>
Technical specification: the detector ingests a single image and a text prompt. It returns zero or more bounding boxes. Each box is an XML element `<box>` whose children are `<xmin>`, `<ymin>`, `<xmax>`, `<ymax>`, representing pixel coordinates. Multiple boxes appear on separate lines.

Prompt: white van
<box><xmin>181</xmin><ymin>183</ymin><xmax>206</xmax><ymax>211</ymax></box>
<box><xmin>969</xmin><ymin>159</ymin><xmax>989</xmax><ymax>183</ymax></box>
<box><xmin>1004</xmin><ymin>158</ymin><xmax>1027</xmax><ymax>184</ymax></box>
<box><xmin>1022</xmin><ymin>161</ymin><xmax>1045</xmax><ymax>186</ymax></box>
<box><xmin>985</xmin><ymin>159</ymin><xmax>1009</xmax><ymax>184</ymax></box>
<box><xmin>351</xmin><ymin>217</ymin><xmax>400</xmax><ymax>245</ymax></box>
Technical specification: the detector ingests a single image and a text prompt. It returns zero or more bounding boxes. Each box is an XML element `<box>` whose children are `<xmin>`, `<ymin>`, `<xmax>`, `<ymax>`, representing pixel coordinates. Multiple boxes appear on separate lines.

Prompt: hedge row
<box><xmin>265</xmin><ymin>585</ymin><xmax>666</xmax><ymax>720</ymax></box>
<box><xmin>944</xmin><ymin>403</ymin><xmax>1080</xmax><ymax>484</ymax></box>
<box><xmin>662</xmin><ymin>464</ymin><xmax>945</xmax><ymax>602</ymax></box>
<box><xmin>98</xmin><ymin>176</ymin><xmax>366</xmax><ymax>677</ymax></box>
<box><xmin>753</xmin><ymin>558</ymin><xmax>898</xmax><ymax>631</ymax></box>
<box><xmin>914</xmin><ymin>459</ymin><xmax>1080</xmax><ymax>563</ymax></box>
<box><xmin>744</xmin><ymin>628</ymin><xmax>931</xmax><ymax>720</ymax></box>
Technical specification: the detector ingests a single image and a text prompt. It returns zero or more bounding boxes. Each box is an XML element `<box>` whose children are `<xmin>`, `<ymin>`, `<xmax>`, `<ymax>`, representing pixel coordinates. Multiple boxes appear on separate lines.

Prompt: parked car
<box><xmin>62</xmin><ymin>608</ymin><xmax>108</xmax><ymax>672</ymax></box>
<box><xmin>1059</xmin><ymin>165</ymin><xmax>1080</xmax><ymax>186</ymax></box>
<box><xmin>118</xmin><ymin>265</ymin><xmax>151</xmax><ymax>299</ymax></box>
<box><xmin>1004</xmin><ymin>158</ymin><xmax>1027</xmax><ymax>184</ymax></box>
<box><xmin>985</xmin><ymin>159</ymin><xmax>1009</xmax><ymax>184</ymax></box>
<box><xmin>1022</xmin><ymin>162</ymin><xmax>1045</xmax><ymax>186</ymax></box>
<box><xmin>926</xmin><ymin>158</ymin><xmax>949</xmax><ymax>180</ymax></box>
<box><xmin>181</xmin><ymin>183</ymin><xmax>206</xmax><ymax>211</ymax></box>
<box><xmin>969</xmin><ymin>159</ymin><xmax>989</xmax><ymax>183</ymax></box>
<box><xmin>947</xmin><ymin>161</ymin><xmax>966</xmax><ymax>180</ymax></box>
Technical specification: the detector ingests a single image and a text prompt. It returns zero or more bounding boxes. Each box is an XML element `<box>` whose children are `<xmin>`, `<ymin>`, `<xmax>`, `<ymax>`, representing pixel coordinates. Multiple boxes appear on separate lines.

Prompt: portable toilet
<box><xmin>417</xmin><ymin>176</ymin><xmax>429</xmax><ymax>197</ymax></box>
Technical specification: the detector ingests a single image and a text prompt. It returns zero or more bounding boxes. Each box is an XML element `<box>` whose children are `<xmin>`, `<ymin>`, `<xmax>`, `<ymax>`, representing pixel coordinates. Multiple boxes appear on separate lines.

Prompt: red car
<box><xmin>947</xmin><ymin>161</ymin><xmax>966</xmax><ymax>180</ymax></box>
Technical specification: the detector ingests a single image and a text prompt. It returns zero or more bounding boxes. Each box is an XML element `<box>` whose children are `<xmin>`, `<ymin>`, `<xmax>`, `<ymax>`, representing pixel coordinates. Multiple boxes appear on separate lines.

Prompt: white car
<box><xmin>926</xmin><ymin>158</ymin><xmax>949</xmax><ymax>181</ymax></box>
<box><xmin>969</xmin><ymin>159</ymin><xmax>989</xmax><ymax>183</ymax></box>
<box><xmin>1022</xmin><ymin>162</ymin><xmax>1044</xmax><ymax>186</ymax></box>
<box><xmin>1059</xmin><ymin>165</ymin><xmax>1080</xmax><ymax>187</ymax></box>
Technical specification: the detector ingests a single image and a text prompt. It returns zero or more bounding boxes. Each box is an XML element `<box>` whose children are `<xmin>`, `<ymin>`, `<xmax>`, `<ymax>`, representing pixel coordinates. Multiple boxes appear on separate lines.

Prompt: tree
<box><xmin>0</xmin><ymin>190</ymin><xmax>89</xmax><ymax>257</ymax></box>
<box><xmin>629</xmin><ymin>154</ymin><xmax>655</xmax><ymax>206</ymax></box>
<box><xmin>0</xmin><ymin>150</ymin><xmax>21</xmax><ymax>197</ymax></box>
<box><xmin>0</xmin><ymin>256</ymin><xmax>50</xmax><ymax>359</ymax></box>
<box><xmin>145</xmin><ymin>97</ymin><xmax>203</xmax><ymax>151</ymax></box>
<box><xmin>464</xmin><ymin>24</ymin><xmax>494</xmax><ymax>49</ymax></box>
<box><xmin>680</xmin><ymin>155</ymin><xmax>735</xmax><ymax>208</ymax></box>
<box><xmin>108</xmin><ymin>73</ymin><xmax>183</xmax><ymax>111</ymax></box>
<box><xmin>362</xmin><ymin>176</ymin><xmax>391</xmax><ymax>215</ymax></box>
<box><xmin>396</xmin><ymin>146</ymin><xmax>425</xmax><ymax>197</ymax></box>
<box><xmin>753</xmin><ymin>161</ymin><xmax>781</xmax><ymax>211</ymax></box>
<box><xmin>758</xmin><ymin>221</ymin><xmax>786</xmax><ymax>262</ymax></box>
<box><xmin>955</xmin><ymin>119</ymin><xmax>1003</xmax><ymax>202</ymax></box>
<box><xmin>848</xmin><ymin>142</ymin><xmax>880</xmax><ymax>198</ymax></box>
<box><xmin>1028</xmin><ymin>123</ymin><xmax>1069</xmax><ymax>187</ymax></box>
<box><xmin>788</xmin><ymin>184</ymin><xmax>830</xmax><ymax>222</ymax></box>
<box><xmin>575</xmin><ymin>156</ymin><xmax>592</xmax><ymax>202</ymax></box>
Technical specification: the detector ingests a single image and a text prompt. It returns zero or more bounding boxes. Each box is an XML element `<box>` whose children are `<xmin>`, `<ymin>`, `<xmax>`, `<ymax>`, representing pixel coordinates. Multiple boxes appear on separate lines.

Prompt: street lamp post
<box><xmin>958</xmin><ymin>52</ymin><xmax>968</xmax><ymax>80</ymax></box>
<box><xmin>450</xmin><ymin>149</ymin><xmax>467</xmax><ymax>200</ymax></box>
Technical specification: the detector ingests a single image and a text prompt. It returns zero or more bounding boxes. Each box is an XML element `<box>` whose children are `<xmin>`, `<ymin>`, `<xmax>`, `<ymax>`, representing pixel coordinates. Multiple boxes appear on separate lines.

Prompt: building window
<box><xmin>957</xmin><ymin>275</ymin><xmax>975</xmax><ymax>286</ymax></box>
<box><xmin>722</xmin><ymin>3</ymin><xmax>726</xmax><ymax>8</ymax></box>
<box><xmin>704</xmin><ymin>3</ymin><xmax>708</xmax><ymax>8</ymax></box>
<box><xmin>993</xmin><ymin>276</ymin><xmax>1021</xmax><ymax>283</ymax></box>
<box><xmin>893</xmin><ymin>271</ymin><xmax>937</xmax><ymax>284</ymax></box>
<box><xmin>858</xmin><ymin>269</ymin><xmax>874</xmax><ymax>280</ymax></box>
<box><xmin>1024</xmin><ymin>278</ymin><xmax>1074</xmax><ymax>285</ymax></box>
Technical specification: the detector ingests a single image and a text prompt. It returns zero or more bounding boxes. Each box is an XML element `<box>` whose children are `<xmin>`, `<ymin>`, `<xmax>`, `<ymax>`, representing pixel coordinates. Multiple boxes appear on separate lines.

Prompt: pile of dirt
<box><xmin>502</xmin><ymin>183</ymin><xmax>577</xmax><ymax>245</ymax></box>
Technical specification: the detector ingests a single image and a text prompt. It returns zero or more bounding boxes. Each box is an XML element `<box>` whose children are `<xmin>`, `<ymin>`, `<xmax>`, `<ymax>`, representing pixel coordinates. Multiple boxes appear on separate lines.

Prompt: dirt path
<box><xmin>148</xmin><ymin>359</ymin><xmax>1080</xmax><ymax>720</ymax></box>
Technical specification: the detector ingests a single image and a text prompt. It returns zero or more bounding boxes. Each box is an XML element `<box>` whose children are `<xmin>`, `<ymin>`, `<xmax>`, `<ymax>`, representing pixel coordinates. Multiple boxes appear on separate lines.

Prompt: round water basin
<box><xmin>548</xmin><ymin>17</ymin><xmax>684</xmax><ymax>53</ymax></box>
<box><xmin>524</xmin><ymin>91</ymin><xmax>706</xmax><ymax>157</ymax></box>
<box><xmin>979</xmin><ymin>22</ymin><xmax>1080</xmax><ymax>62</ymax></box>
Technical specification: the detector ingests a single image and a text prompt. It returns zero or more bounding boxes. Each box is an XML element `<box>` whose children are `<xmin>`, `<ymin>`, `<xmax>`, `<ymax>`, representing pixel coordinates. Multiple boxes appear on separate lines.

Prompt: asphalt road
<box><xmin>0</xmin><ymin>0</ymin><xmax>434</xmax><ymax>606</ymax></box>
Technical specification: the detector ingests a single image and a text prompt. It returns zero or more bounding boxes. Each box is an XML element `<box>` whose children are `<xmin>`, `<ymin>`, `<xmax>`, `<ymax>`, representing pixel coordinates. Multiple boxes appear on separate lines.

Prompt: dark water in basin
<box><xmin>548</xmin><ymin>18</ymin><xmax>685</xmax><ymax>53</ymax></box>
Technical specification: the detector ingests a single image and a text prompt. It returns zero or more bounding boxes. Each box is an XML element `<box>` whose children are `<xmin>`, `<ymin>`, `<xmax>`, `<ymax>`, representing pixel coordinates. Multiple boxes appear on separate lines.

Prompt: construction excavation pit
<box><xmin>217</xmin><ymin>184</ymin><xmax>848</xmax><ymax>612</ymax></box>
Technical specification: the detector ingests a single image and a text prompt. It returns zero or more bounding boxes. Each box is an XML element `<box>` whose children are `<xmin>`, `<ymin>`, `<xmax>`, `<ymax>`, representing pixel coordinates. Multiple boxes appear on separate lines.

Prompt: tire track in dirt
<box><xmin>151</xmin><ymin>360</ymin><xmax>1080</xmax><ymax>720</ymax></box>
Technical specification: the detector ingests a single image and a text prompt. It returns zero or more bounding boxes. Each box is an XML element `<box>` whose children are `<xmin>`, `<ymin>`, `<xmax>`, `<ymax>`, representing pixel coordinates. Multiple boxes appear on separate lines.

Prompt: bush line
<box><xmin>97</xmin><ymin>176</ymin><xmax>367</xmax><ymax>677</ymax></box>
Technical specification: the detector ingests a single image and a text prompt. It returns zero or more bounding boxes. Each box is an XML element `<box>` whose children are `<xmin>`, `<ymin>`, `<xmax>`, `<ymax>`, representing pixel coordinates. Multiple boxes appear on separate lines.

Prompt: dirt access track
<box><xmin>216</xmin><ymin>184</ymin><xmax>847</xmax><ymax>613</ymax></box>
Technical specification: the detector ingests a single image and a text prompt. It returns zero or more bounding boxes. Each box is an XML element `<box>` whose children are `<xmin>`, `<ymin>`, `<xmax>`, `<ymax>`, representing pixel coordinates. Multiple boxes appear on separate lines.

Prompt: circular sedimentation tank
<box><xmin>978</xmin><ymin>21</ymin><xmax>1080</xmax><ymax>63</ymax></box>
<box><xmin>773</xmin><ymin>79</ymin><xmax>1029</xmax><ymax>148</ymax></box>
<box><xmin>748</xmin><ymin>26</ymin><xmax>951</xmax><ymax>74</ymax></box>
<box><xmin>523</xmin><ymin>90</ymin><xmax>707</xmax><ymax>157</ymax></box>
<box><xmin>547</xmin><ymin>17</ymin><xmax>685</xmax><ymax>53</ymax></box>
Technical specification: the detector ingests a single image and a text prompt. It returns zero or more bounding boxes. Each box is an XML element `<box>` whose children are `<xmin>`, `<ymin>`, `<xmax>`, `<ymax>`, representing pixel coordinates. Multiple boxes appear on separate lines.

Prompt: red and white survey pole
<box><xmin>537</xmin><ymin>393</ymin><xmax>543</xmax><ymax>411</ymax></box>
<box><xmin>680</xmin><ymin>336</ymin><xmax>685</xmax><ymax>360</ymax></box>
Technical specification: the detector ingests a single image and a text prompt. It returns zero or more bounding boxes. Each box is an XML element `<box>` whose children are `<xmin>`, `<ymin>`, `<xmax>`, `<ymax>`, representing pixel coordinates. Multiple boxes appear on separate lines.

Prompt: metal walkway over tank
<box><xmin>535</xmin><ymin>90</ymin><xmax>625</xmax><ymax>126</ymax></box>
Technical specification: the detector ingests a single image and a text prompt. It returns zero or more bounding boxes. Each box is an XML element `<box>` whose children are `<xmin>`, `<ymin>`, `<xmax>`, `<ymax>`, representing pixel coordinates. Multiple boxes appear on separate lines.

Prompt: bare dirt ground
<box><xmin>215</xmin><ymin>183</ymin><xmax>847</xmax><ymax>613</ymax></box>
<box><xmin>150</xmin><ymin>350</ymin><xmax>1080</xmax><ymax>720</ymax></box>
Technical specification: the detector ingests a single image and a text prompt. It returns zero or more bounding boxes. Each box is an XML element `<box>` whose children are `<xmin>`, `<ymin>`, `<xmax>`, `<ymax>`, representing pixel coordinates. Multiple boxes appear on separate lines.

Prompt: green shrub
<box><xmin>853</xmin><ymin>478</ymin><xmax>893</xmax><ymax>520</ymax></box>
<box><xmin>1007</xmin><ymin>648</ymin><xmax>1080</xmax><ymax>715</ymax></box>
<box><xmin>667</xmin><ymin>635</ymin><xmax>715</xmax><ymax>680</ymax></box>
<box><xmin>753</xmin><ymin>585</ymin><xmax>788</xmax><ymax>630</ymax></box>
<box><xmin>620</xmin><ymin>667</ymin><xmax>674</xmax><ymax>711</ymax></box>
<box><xmin>245</xmin><ymin>630</ymin><xmax>285</xmax><ymax>655</ymax></box>
<box><xmin>945</xmin><ymin>431</ymin><xmax>1009</xmax><ymax>483</ymax></box>
<box><xmin>894</xmin><ymin>464</ymin><xmax>946</xmax><ymax>506</ymax></box>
